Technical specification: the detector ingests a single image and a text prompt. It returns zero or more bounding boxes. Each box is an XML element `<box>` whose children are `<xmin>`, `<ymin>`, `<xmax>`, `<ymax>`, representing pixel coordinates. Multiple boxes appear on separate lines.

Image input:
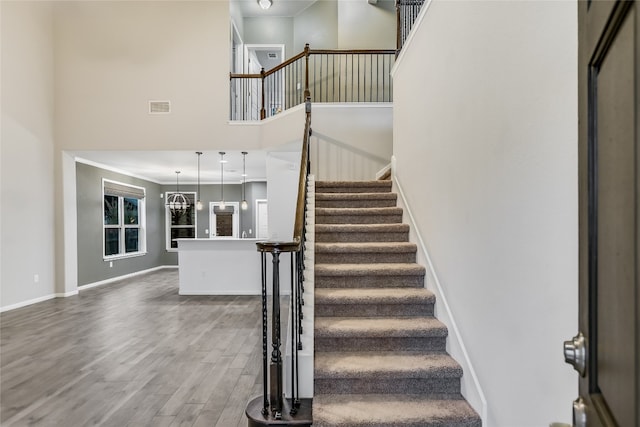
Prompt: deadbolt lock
<box><xmin>563</xmin><ymin>332</ymin><xmax>586</xmax><ymax>377</ymax></box>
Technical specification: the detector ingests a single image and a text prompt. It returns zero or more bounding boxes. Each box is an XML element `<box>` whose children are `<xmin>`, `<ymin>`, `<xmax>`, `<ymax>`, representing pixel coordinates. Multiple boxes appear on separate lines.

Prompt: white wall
<box><xmin>293</xmin><ymin>0</ymin><xmax>338</xmax><ymax>52</ymax></box>
<box><xmin>392</xmin><ymin>1</ymin><xmax>578</xmax><ymax>426</ymax></box>
<box><xmin>311</xmin><ymin>104</ymin><xmax>392</xmax><ymax>180</ymax></box>
<box><xmin>1</xmin><ymin>1</ymin><xmax>57</xmax><ymax>310</ymax></box>
<box><xmin>338</xmin><ymin>0</ymin><xmax>395</xmax><ymax>49</ymax></box>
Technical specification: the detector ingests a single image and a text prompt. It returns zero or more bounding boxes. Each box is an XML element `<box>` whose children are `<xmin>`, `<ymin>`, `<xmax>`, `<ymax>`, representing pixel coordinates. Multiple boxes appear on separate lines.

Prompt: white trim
<box><xmin>209</xmin><ymin>201</ymin><xmax>240</xmax><ymax>238</ymax></box>
<box><xmin>375</xmin><ymin>163</ymin><xmax>392</xmax><ymax>180</ymax></box>
<box><xmin>312</xmin><ymin>102</ymin><xmax>392</xmax><ymax>109</ymax></box>
<box><xmin>0</xmin><ymin>294</ymin><xmax>57</xmax><ymax>313</ymax></box>
<box><xmin>78</xmin><ymin>266</ymin><xmax>173</xmax><ymax>291</ymax></box>
<box><xmin>392</xmin><ymin>157</ymin><xmax>488</xmax><ymax>424</ymax></box>
<box><xmin>75</xmin><ymin>157</ymin><xmax>163</xmax><ymax>184</ymax></box>
<box><xmin>391</xmin><ymin>0</ymin><xmax>434</xmax><ymax>78</ymax></box>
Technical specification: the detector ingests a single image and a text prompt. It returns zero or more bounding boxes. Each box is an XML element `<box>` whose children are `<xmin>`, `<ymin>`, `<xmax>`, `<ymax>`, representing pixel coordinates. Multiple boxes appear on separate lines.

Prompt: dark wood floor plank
<box><xmin>0</xmin><ymin>270</ymin><xmax>268</xmax><ymax>427</ymax></box>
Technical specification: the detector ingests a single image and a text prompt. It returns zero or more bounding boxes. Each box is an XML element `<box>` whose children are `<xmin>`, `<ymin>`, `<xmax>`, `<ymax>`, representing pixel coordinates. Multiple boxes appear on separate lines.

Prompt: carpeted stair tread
<box><xmin>315</xmin><ymin>317</ymin><xmax>448</xmax><ymax>338</ymax></box>
<box><xmin>316</xmin><ymin>192</ymin><xmax>398</xmax><ymax>208</ymax></box>
<box><xmin>315</xmin><ymin>223</ymin><xmax>410</xmax><ymax>243</ymax></box>
<box><xmin>316</xmin><ymin>180</ymin><xmax>392</xmax><ymax>193</ymax></box>
<box><xmin>315</xmin><ymin>351</ymin><xmax>462</xmax><ymax>379</ymax></box>
<box><xmin>315</xmin><ymin>242</ymin><xmax>417</xmax><ymax>254</ymax></box>
<box><xmin>316</xmin><ymin>223</ymin><xmax>410</xmax><ymax>232</ymax></box>
<box><xmin>313</xmin><ymin>394</ymin><xmax>481</xmax><ymax>427</ymax></box>
<box><xmin>315</xmin><ymin>287</ymin><xmax>434</xmax><ymax>305</ymax></box>
<box><xmin>316</xmin><ymin>207</ymin><xmax>403</xmax><ymax>215</ymax></box>
<box><xmin>315</xmin><ymin>263</ymin><xmax>425</xmax><ymax>276</ymax></box>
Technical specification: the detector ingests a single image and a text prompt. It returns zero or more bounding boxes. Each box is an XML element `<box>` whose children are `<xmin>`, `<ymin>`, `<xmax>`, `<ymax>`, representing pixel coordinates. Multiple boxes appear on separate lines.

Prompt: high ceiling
<box><xmin>73</xmin><ymin>1</ymin><xmax>313</xmax><ymax>184</ymax></box>
<box><xmin>232</xmin><ymin>0</ymin><xmax>317</xmax><ymax>18</ymax></box>
<box><xmin>74</xmin><ymin>150</ymin><xmax>267</xmax><ymax>185</ymax></box>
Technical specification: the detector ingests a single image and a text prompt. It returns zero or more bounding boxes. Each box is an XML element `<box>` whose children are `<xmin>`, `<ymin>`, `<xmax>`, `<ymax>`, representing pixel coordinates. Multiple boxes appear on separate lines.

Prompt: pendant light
<box><xmin>241</xmin><ymin>151</ymin><xmax>248</xmax><ymax>210</ymax></box>
<box><xmin>167</xmin><ymin>171</ymin><xmax>189</xmax><ymax>212</ymax></box>
<box><xmin>219</xmin><ymin>152</ymin><xmax>226</xmax><ymax>210</ymax></box>
<box><xmin>195</xmin><ymin>152</ymin><xmax>203</xmax><ymax>211</ymax></box>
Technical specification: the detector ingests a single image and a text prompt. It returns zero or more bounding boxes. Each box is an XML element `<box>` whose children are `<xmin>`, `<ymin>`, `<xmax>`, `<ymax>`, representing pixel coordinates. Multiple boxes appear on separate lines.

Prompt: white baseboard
<box><xmin>78</xmin><ymin>265</ymin><xmax>173</xmax><ymax>291</ymax></box>
<box><xmin>375</xmin><ymin>163</ymin><xmax>392</xmax><ymax>180</ymax></box>
<box><xmin>0</xmin><ymin>294</ymin><xmax>57</xmax><ymax>313</ymax></box>
<box><xmin>1</xmin><ymin>266</ymin><xmax>176</xmax><ymax>313</ymax></box>
<box><xmin>392</xmin><ymin>163</ymin><xmax>488</xmax><ymax>424</ymax></box>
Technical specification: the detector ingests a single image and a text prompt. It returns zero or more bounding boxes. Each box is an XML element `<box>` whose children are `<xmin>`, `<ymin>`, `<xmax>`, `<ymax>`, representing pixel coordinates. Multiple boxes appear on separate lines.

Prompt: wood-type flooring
<box><xmin>0</xmin><ymin>269</ymin><xmax>270</xmax><ymax>427</ymax></box>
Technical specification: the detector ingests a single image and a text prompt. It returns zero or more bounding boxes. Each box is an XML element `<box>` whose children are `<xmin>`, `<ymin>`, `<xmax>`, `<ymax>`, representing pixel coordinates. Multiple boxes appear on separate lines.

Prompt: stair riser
<box><xmin>314</xmin><ymin>378</ymin><xmax>461</xmax><ymax>395</ymax></box>
<box><xmin>315</xmin><ymin>252</ymin><xmax>416</xmax><ymax>264</ymax></box>
<box><xmin>316</xmin><ymin>214</ymin><xmax>403</xmax><ymax>225</ymax></box>
<box><xmin>315</xmin><ymin>232</ymin><xmax>409</xmax><ymax>243</ymax></box>
<box><xmin>316</xmin><ymin>276</ymin><xmax>424</xmax><ymax>289</ymax></box>
<box><xmin>315</xmin><ymin>337</ymin><xmax>447</xmax><ymax>353</ymax></box>
<box><xmin>315</xmin><ymin>303</ymin><xmax>433</xmax><ymax>317</ymax></box>
<box><xmin>316</xmin><ymin>200</ymin><xmax>397</xmax><ymax>208</ymax></box>
<box><xmin>316</xmin><ymin>187</ymin><xmax>391</xmax><ymax>194</ymax></box>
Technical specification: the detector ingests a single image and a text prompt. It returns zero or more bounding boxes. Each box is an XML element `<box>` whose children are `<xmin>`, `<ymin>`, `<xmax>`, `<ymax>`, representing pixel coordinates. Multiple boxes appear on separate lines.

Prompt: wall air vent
<box><xmin>268</xmin><ymin>53</ymin><xmax>277</xmax><ymax>59</ymax></box>
<box><xmin>149</xmin><ymin>100</ymin><xmax>171</xmax><ymax>114</ymax></box>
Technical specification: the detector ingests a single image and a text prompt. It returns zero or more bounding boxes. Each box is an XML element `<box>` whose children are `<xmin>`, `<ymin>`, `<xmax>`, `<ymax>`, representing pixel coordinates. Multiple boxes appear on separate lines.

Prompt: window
<box><xmin>166</xmin><ymin>192</ymin><xmax>196</xmax><ymax>250</ymax></box>
<box><xmin>103</xmin><ymin>180</ymin><xmax>146</xmax><ymax>259</ymax></box>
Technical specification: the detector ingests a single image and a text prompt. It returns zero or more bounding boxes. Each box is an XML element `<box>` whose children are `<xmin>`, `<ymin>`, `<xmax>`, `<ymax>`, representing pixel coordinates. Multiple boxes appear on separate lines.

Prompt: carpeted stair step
<box><xmin>312</xmin><ymin>394</ymin><xmax>482</xmax><ymax>427</ymax></box>
<box><xmin>316</xmin><ymin>192</ymin><xmax>398</xmax><ymax>208</ymax></box>
<box><xmin>315</xmin><ymin>263</ymin><xmax>425</xmax><ymax>288</ymax></box>
<box><xmin>315</xmin><ymin>242</ymin><xmax>417</xmax><ymax>264</ymax></box>
<box><xmin>316</xmin><ymin>207</ymin><xmax>403</xmax><ymax>224</ymax></box>
<box><xmin>314</xmin><ymin>351</ymin><xmax>463</xmax><ymax>395</ymax></box>
<box><xmin>315</xmin><ymin>287</ymin><xmax>434</xmax><ymax>317</ymax></box>
<box><xmin>316</xmin><ymin>180</ymin><xmax>392</xmax><ymax>193</ymax></box>
<box><xmin>316</xmin><ymin>224</ymin><xmax>410</xmax><ymax>243</ymax></box>
<box><xmin>315</xmin><ymin>316</ymin><xmax>448</xmax><ymax>352</ymax></box>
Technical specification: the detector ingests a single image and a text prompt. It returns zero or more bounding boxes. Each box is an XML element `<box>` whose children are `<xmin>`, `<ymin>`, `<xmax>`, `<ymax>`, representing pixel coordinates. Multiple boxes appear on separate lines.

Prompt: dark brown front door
<box><xmin>573</xmin><ymin>1</ymin><xmax>639</xmax><ymax>425</ymax></box>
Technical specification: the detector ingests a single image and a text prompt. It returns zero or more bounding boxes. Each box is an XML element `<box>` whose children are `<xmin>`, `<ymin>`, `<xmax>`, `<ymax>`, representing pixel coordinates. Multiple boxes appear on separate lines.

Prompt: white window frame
<box><xmin>209</xmin><ymin>202</ymin><xmax>240</xmax><ymax>238</ymax></box>
<box><xmin>102</xmin><ymin>179</ymin><xmax>147</xmax><ymax>260</ymax></box>
<box><xmin>165</xmin><ymin>191</ymin><xmax>197</xmax><ymax>251</ymax></box>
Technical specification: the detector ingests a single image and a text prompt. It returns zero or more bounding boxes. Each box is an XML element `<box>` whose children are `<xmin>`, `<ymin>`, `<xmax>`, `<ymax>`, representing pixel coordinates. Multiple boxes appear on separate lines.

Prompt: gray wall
<box><xmin>76</xmin><ymin>162</ymin><xmax>168</xmax><ymax>286</ymax></box>
<box><xmin>243</xmin><ymin>17</ymin><xmax>294</xmax><ymax>59</ymax></box>
<box><xmin>77</xmin><ymin>164</ymin><xmax>269</xmax><ymax>284</ymax></box>
<box><xmin>166</xmin><ymin>182</ymin><xmax>267</xmax><ymax>239</ymax></box>
<box><xmin>293</xmin><ymin>0</ymin><xmax>338</xmax><ymax>52</ymax></box>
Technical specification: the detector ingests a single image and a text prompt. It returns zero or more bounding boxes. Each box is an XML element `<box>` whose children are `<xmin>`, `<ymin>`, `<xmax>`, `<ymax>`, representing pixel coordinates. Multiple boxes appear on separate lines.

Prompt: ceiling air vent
<box><xmin>149</xmin><ymin>100</ymin><xmax>171</xmax><ymax>114</ymax></box>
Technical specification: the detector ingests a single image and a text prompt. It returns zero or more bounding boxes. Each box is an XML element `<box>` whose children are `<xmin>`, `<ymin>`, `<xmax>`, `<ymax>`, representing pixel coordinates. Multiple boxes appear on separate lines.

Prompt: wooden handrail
<box><xmin>229</xmin><ymin>47</ymin><xmax>396</xmax><ymax>81</ymax></box>
<box><xmin>256</xmin><ymin>97</ymin><xmax>311</xmax><ymax>254</ymax></box>
<box><xmin>309</xmin><ymin>49</ymin><xmax>396</xmax><ymax>55</ymax></box>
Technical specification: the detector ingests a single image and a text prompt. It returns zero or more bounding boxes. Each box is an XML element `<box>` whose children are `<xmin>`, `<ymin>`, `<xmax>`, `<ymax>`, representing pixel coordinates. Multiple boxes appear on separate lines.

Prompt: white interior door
<box><xmin>256</xmin><ymin>199</ymin><xmax>268</xmax><ymax>239</ymax></box>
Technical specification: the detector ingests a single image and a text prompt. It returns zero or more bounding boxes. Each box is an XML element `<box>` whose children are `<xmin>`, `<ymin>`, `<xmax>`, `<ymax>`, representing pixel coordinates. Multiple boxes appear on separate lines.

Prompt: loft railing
<box><xmin>396</xmin><ymin>0</ymin><xmax>426</xmax><ymax>51</ymax></box>
<box><xmin>230</xmin><ymin>44</ymin><xmax>395</xmax><ymax>121</ymax></box>
<box><xmin>245</xmin><ymin>98</ymin><xmax>312</xmax><ymax>426</ymax></box>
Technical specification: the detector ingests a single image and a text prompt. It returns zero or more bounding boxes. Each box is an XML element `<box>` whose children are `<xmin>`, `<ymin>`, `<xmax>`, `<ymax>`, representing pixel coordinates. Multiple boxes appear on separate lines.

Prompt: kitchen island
<box><xmin>176</xmin><ymin>238</ymin><xmax>262</xmax><ymax>295</ymax></box>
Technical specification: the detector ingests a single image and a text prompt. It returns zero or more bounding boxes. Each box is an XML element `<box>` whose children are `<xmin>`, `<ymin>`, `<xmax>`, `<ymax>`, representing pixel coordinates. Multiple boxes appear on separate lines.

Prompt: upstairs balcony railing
<box><xmin>396</xmin><ymin>0</ymin><xmax>426</xmax><ymax>51</ymax></box>
<box><xmin>230</xmin><ymin>44</ymin><xmax>395</xmax><ymax>121</ymax></box>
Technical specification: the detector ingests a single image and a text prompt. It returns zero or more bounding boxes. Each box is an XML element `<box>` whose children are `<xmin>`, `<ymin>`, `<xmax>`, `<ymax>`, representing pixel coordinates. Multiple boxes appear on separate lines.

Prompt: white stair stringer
<box><xmin>285</xmin><ymin>175</ymin><xmax>315</xmax><ymax>399</ymax></box>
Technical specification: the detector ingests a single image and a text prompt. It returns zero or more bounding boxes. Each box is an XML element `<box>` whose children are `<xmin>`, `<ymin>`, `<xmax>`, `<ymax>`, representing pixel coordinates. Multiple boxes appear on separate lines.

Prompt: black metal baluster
<box><xmin>260</xmin><ymin>252</ymin><xmax>269</xmax><ymax>416</ymax></box>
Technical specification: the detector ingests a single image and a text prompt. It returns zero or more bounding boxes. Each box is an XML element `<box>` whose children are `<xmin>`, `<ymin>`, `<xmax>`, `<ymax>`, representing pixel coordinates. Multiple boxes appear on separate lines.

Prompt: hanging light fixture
<box><xmin>241</xmin><ymin>151</ymin><xmax>248</xmax><ymax>210</ymax></box>
<box><xmin>167</xmin><ymin>171</ymin><xmax>189</xmax><ymax>212</ymax></box>
<box><xmin>258</xmin><ymin>0</ymin><xmax>272</xmax><ymax>10</ymax></box>
<box><xmin>219</xmin><ymin>152</ymin><xmax>226</xmax><ymax>210</ymax></box>
<box><xmin>195</xmin><ymin>152</ymin><xmax>203</xmax><ymax>211</ymax></box>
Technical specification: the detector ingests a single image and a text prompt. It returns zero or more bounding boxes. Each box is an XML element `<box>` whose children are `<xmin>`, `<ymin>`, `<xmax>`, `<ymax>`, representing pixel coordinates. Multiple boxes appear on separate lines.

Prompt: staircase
<box><xmin>312</xmin><ymin>180</ymin><xmax>481</xmax><ymax>427</ymax></box>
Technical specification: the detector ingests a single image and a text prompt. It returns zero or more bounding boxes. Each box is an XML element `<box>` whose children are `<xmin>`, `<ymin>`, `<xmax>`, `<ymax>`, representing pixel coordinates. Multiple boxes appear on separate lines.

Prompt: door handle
<box><xmin>563</xmin><ymin>332</ymin><xmax>586</xmax><ymax>377</ymax></box>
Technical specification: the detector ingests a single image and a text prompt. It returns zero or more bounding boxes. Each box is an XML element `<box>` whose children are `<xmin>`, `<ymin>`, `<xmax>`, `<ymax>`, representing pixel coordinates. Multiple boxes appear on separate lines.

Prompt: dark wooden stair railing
<box><xmin>245</xmin><ymin>98</ymin><xmax>313</xmax><ymax>427</ymax></box>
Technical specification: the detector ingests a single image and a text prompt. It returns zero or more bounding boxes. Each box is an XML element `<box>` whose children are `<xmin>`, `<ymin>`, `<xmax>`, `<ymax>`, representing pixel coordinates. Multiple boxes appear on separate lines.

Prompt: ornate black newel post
<box><xmin>269</xmin><ymin>251</ymin><xmax>283</xmax><ymax>419</ymax></box>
